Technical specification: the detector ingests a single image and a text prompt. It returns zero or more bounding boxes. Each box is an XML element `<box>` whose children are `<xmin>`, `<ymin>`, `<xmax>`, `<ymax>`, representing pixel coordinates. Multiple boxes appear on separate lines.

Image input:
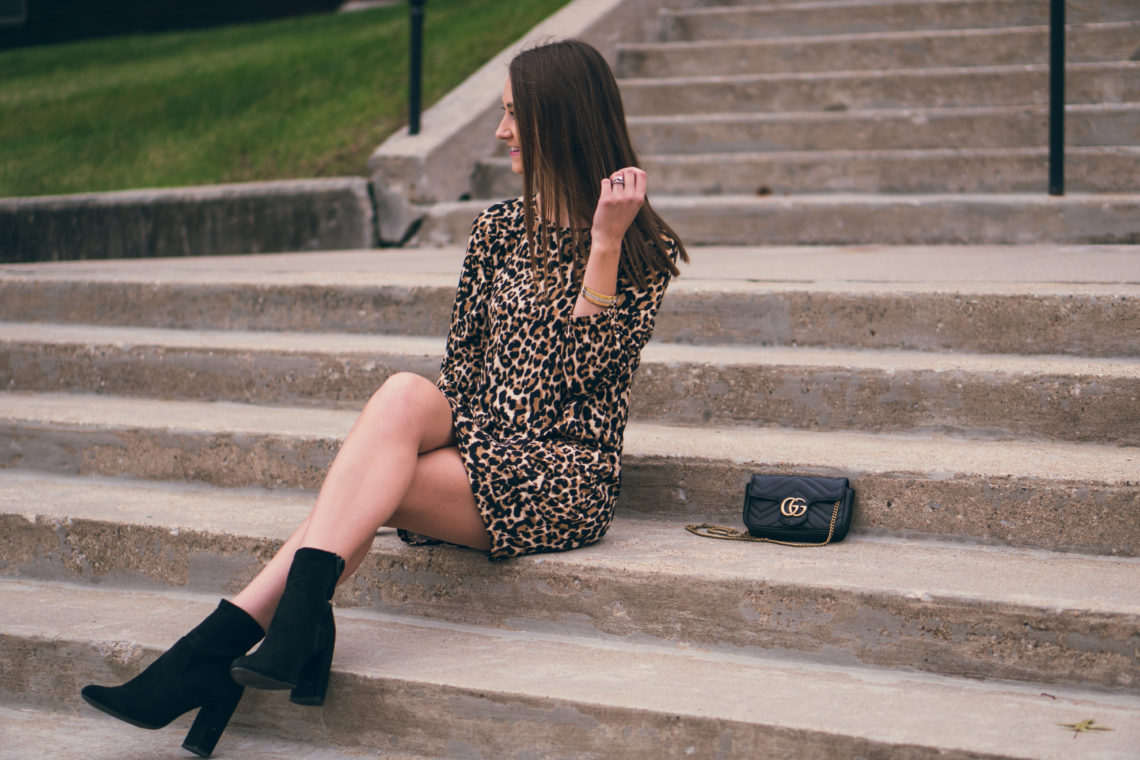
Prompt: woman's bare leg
<box><xmin>231</xmin><ymin>372</ymin><xmax>489</xmax><ymax>630</ymax></box>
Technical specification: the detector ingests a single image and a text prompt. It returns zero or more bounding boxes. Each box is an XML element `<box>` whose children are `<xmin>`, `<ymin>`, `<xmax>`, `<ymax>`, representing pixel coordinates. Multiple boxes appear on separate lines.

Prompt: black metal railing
<box><xmin>1049</xmin><ymin>0</ymin><xmax>1064</xmax><ymax>195</ymax></box>
<box><xmin>408</xmin><ymin>0</ymin><xmax>426</xmax><ymax>135</ymax></box>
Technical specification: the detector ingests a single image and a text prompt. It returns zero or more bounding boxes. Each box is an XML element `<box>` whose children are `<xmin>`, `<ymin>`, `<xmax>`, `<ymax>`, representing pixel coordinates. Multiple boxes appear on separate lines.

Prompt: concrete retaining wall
<box><xmin>0</xmin><ymin>178</ymin><xmax>376</xmax><ymax>263</ymax></box>
<box><xmin>0</xmin><ymin>0</ymin><xmax>645</xmax><ymax>258</ymax></box>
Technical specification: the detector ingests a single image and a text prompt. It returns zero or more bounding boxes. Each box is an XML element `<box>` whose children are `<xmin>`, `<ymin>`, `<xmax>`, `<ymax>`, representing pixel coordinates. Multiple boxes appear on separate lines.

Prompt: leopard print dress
<box><xmin>399</xmin><ymin>197</ymin><xmax>678</xmax><ymax>559</ymax></box>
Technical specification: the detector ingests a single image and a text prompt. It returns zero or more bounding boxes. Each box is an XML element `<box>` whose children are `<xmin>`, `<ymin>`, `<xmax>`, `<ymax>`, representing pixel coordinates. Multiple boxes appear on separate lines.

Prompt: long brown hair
<box><xmin>508</xmin><ymin>38</ymin><xmax>688</xmax><ymax>289</ymax></box>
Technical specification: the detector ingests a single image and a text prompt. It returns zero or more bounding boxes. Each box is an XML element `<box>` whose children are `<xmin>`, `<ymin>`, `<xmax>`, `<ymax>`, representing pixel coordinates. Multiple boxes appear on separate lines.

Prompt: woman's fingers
<box><xmin>608</xmin><ymin>167</ymin><xmax>646</xmax><ymax>195</ymax></box>
<box><xmin>601</xmin><ymin>167</ymin><xmax>646</xmax><ymax>207</ymax></box>
<box><xmin>593</xmin><ymin>167</ymin><xmax>648</xmax><ymax>245</ymax></box>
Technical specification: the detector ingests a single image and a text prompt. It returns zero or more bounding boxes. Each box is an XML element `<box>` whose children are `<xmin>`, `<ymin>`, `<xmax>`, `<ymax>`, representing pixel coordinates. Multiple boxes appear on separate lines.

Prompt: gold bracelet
<box><xmin>582</xmin><ymin>290</ymin><xmax>614</xmax><ymax>308</ymax></box>
<box><xmin>582</xmin><ymin>284</ymin><xmax>616</xmax><ymax>307</ymax></box>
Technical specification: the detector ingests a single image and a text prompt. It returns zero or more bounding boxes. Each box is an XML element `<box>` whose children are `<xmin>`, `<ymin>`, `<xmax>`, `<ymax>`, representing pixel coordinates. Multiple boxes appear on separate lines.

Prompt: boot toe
<box><xmin>81</xmin><ymin>684</ymin><xmax>165</xmax><ymax>729</ymax></box>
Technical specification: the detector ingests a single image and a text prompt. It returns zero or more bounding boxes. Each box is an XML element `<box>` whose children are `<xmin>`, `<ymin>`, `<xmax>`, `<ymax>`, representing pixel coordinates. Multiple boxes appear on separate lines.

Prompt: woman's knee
<box><xmin>367</xmin><ymin>372</ymin><xmax>431</xmax><ymax>410</ymax></box>
<box><xmin>375</xmin><ymin>371</ymin><xmax>435</xmax><ymax>398</ymax></box>
<box><xmin>362</xmin><ymin>372</ymin><xmax>446</xmax><ymax>430</ymax></box>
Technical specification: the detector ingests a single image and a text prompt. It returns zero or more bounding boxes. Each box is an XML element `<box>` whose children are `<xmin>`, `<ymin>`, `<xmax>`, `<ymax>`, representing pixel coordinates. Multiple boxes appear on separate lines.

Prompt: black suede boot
<box><xmin>230</xmin><ymin>547</ymin><xmax>345</xmax><ymax>706</ymax></box>
<box><xmin>80</xmin><ymin>599</ymin><xmax>264</xmax><ymax>758</ymax></box>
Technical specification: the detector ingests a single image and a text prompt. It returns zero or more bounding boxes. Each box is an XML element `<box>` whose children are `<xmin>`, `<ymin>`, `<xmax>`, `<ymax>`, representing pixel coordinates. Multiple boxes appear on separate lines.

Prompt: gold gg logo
<box><xmin>780</xmin><ymin>497</ymin><xmax>808</xmax><ymax>518</ymax></box>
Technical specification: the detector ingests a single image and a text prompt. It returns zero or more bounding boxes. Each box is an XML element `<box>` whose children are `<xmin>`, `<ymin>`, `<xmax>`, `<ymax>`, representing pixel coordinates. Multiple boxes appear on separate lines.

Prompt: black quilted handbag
<box><xmin>686</xmin><ymin>475</ymin><xmax>855</xmax><ymax>547</ymax></box>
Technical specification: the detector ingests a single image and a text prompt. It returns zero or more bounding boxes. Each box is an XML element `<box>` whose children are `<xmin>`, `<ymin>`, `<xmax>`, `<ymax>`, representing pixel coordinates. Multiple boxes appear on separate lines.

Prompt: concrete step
<box><xmin>420</xmin><ymin>194</ymin><xmax>1140</xmax><ymax>246</ymax></box>
<box><xmin>662</xmin><ymin>0</ymin><xmax>913</xmax><ymax>7</ymax></box>
<box><xmin>633</xmin><ymin>343</ymin><xmax>1140</xmax><ymax>444</ymax></box>
<box><xmin>4</xmin><ymin>246</ymin><xmax>1136</xmax><ymax>355</ymax></box>
<box><xmin>0</xmin><ymin>248</ymin><xmax>460</xmax><ymax>337</ymax></box>
<box><xmin>3</xmin><ymin>481</ymin><xmax>1140</xmax><ymax>691</ymax></box>
<box><xmin>0</xmin><ymin>323</ymin><xmax>442</xmax><ymax>411</ymax></box>
<box><xmin>644</xmin><ymin>193</ymin><xmax>1140</xmax><ymax>245</ymax></box>
<box><xmin>619</xmin><ymin>62</ymin><xmax>1140</xmax><ymax>115</ymax></box>
<box><xmin>620</xmin><ymin>22</ymin><xmax>1140</xmax><ymax>77</ymax></box>
<box><xmin>4</xmin><ymin>323</ymin><xmax>1138</xmax><ymax>444</ymax></box>
<box><xmin>6</xmin><ymin>576</ymin><xmax>1140</xmax><ymax>760</ymax></box>
<box><xmin>659</xmin><ymin>0</ymin><xmax>1140</xmax><ymax>42</ymax></box>
<box><xmin>2</xmin><ymin>396</ymin><xmax>1137</xmax><ymax>554</ymax></box>
<box><xmin>13</xmin><ymin>576</ymin><xmax>1140</xmax><ymax>760</ymax></box>
<box><xmin>648</xmin><ymin>147</ymin><xmax>1140</xmax><ymax>195</ymax></box>
<box><xmin>4</xmin><ymin>580</ymin><xmax>1140</xmax><ymax>759</ymax></box>
<box><xmin>0</xmin><ymin>704</ymin><xmax>385</xmax><ymax>760</ymax></box>
<box><xmin>622</xmin><ymin>104</ymin><xmax>1140</xmax><ymax>155</ymax></box>
<box><xmin>663</xmin><ymin>0</ymin><xmax>893</xmax><ymax>7</ymax></box>
<box><xmin>476</xmin><ymin>146</ymin><xmax>1140</xmax><ymax>196</ymax></box>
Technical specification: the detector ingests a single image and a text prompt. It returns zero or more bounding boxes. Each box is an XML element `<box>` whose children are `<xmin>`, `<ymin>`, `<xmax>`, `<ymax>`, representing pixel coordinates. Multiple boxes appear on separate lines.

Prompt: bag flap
<box><xmin>747</xmin><ymin>475</ymin><xmax>848</xmax><ymax>505</ymax></box>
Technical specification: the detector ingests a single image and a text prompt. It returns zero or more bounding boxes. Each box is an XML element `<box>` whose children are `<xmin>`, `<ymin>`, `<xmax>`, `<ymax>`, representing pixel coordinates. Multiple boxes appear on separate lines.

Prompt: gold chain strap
<box><xmin>685</xmin><ymin>500</ymin><xmax>841</xmax><ymax>548</ymax></box>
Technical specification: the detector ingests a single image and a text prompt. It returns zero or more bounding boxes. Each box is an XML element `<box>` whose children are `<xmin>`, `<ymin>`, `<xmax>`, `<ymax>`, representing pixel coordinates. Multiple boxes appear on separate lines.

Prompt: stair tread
<box><xmin>668</xmin><ymin>0</ymin><xmax>1044</xmax><ymax>13</ymax></box>
<box><xmin>653</xmin><ymin>191</ymin><xmax>1140</xmax><ymax>207</ymax></box>
<box><xmin>620</xmin><ymin>60</ymin><xmax>1140</xmax><ymax>85</ymax></box>
<box><xmin>2</xmin><ymin>391</ymin><xmax>1135</xmax><ymax>483</ymax></box>
<box><xmin>444</xmin><ymin>190</ymin><xmax>1140</xmax><ymax>202</ymax></box>
<box><xmin>0</xmin><ymin>469</ymin><xmax>314</xmax><ymax>541</ymax></box>
<box><xmin>0</xmin><ymin>321</ymin><xmax>447</xmax><ymax>356</ymax></box>
<box><xmin>658</xmin><ymin>0</ymin><xmax>1139</xmax><ymax>27</ymax></box>
<box><xmin>0</xmin><ymin>703</ymin><xmax>382</xmax><ymax>760</ymax></box>
<box><xmin>423</xmin><ymin>196</ymin><xmax>1140</xmax><ymax>247</ymax></box>
<box><xmin>625</xmin><ymin>102</ymin><xmax>1140</xmax><ymax>125</ymax></box>
<box><xmin>640</xmin><ymin>146</ymin><xmax>1140</xmax><ymax>159</ymax></box>
<box><xmin>5</xmin><ymin>243</ymin><xmax>1139</xmax><ymax>295</ymax></box>
<box><xmin>3</xmin><ymin>577</ymin><xmax>1138</xmax><ymax>760</ymax></box>
<box><xmin>622</xmin><ymin>19</ymin><xmax>1140</xmax><ymax>50</ymax></box>
<box><xmin>3</xmin><ymin>470</ymin><xmax>1138</xmax><ymax>614</ymax></box>
<box><xmin>479</xmin><ymin>145</ymin><xmax>1140</xmax><ymax>159</ymax></box>
<box><xmin>4</xmin><ymin>321</ymin><xmax>1138</xmax><ymax>377</ymax></box>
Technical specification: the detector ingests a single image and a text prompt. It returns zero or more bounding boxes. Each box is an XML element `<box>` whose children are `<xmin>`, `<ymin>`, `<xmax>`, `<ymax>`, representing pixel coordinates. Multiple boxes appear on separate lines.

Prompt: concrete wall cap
<box><xmin>2</xmin><ymin>177</ymin><xmax>372</xmax><ymax>207</ymax></box>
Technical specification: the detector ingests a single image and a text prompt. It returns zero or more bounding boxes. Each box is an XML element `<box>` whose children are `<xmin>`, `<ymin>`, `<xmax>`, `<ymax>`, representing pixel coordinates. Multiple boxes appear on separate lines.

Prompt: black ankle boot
<box><xmin>230</xmin><ymin>547</ymin><xmax>345</xmax><ymax>706</ymax></box>
<box><xmin>80</xmin><ymin>599</ymin><xmax>264</xmax><ymax>758</ymax></box>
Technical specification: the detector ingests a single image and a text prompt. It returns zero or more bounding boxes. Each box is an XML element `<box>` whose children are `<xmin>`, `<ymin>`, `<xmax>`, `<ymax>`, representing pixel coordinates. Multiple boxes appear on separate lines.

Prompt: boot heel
<box><xmin>181</xmin><ymin>692</ymin><xmax>242</xmax><ymax>758</ymax></box>
<box><xmin>289</xmin><ymin>643</ymin><xmax>334</xmax><ymax>706</ymax></box>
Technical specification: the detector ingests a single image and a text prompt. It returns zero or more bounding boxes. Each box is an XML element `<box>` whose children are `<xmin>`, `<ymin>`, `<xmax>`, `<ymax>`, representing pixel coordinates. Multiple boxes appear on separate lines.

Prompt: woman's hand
<box><xmin>591</xmin><ymin>166</ymin><xmax>646</xmax><ymax>251</ymax></box>
<box><xmin>575</xmin><ymin>168</ymin><xmax>645</xmax><ymax>317</ymax></box>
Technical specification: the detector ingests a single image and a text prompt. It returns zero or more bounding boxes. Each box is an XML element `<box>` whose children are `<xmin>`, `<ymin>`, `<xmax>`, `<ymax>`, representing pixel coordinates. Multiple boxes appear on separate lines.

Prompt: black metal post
<box><xmin>408</xmin><ymin>0</ymin><xmax>426</xmax><ymax>135</ymax></box>
<box><xmin>1048</xmin><ymin>0</ymin><xmax>1064</xmax><ymax>195</ymax></box>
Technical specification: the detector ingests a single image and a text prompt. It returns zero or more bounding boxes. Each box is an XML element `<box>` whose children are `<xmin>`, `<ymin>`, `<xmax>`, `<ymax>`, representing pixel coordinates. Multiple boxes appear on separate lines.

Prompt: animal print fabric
<box><xmin>398</xmin><ymin>198</ymin><xmax>678</xmax><ymax>559</ymax></box>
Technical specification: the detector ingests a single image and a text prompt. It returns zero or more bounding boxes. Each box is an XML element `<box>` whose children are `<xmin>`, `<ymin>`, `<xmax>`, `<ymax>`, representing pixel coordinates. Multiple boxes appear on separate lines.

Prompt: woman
<box><xmin>80</xmin><ymin>38</ymin><xmax>687</xmax><ymax>758</ymax></box>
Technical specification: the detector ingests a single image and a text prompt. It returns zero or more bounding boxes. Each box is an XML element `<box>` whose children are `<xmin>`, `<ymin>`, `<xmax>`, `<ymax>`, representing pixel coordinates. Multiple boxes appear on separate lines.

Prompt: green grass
<box><xmin>0</xmin><ymin>0</ymin><xmax>570</xmax><ymax>197</ymax></box>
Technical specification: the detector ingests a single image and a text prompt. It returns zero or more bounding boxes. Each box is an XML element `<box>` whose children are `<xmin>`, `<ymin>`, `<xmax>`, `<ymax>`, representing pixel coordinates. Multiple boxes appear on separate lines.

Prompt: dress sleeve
<box><xmin>436</xmin><ymin>210</ymin><xmax>497</xmax><ymax>401</ymax></box>
<box><xmin>557</xmin><ymin>237</ymin><xmax>677</xmax><ymax>398</ymax></box>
